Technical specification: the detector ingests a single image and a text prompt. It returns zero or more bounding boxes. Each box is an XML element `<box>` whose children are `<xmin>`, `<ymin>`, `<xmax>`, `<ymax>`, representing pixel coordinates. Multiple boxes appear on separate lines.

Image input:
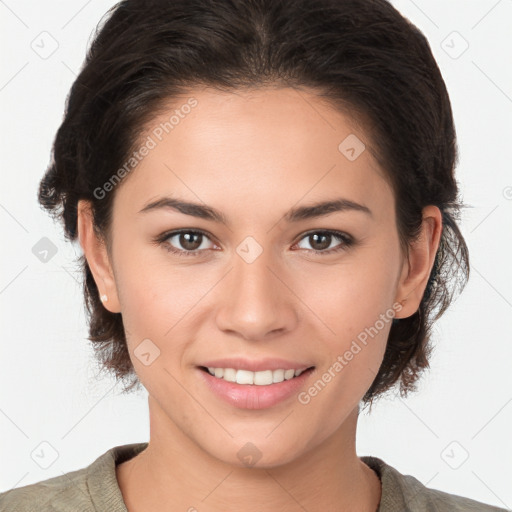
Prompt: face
<box><xmin>81</xmin><ymin>86</ymin><xmax>415</xmax><ymax>468</ymax></box>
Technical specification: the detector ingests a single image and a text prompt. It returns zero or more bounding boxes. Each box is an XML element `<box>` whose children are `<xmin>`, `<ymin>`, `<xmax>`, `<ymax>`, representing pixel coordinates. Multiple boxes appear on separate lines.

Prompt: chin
<box><xmin>202</xmin><ymin>435</ymin><xmax>308</xmax><ymax>469</ymax></box>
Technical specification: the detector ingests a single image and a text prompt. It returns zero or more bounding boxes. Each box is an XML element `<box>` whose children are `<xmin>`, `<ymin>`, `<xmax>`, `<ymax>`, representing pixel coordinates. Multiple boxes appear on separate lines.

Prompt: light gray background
<box><xmin>1</xmin><ymin>0</ymin><xmax>511</xmax><ymax>508</ymax></box>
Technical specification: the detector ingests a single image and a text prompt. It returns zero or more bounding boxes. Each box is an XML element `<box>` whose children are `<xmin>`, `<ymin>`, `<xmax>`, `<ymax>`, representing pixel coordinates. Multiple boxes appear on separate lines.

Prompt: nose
<box><xmin>215</xmin><ymin>246</ymin><xmax>299</xmax><ymax>341</ymax></box>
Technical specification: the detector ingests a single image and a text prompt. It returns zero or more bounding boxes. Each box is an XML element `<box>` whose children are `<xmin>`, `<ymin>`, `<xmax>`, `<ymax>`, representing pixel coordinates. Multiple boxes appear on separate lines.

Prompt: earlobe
<box><xmin>394</xmin><ymin>205</ymin><xmax>443</xmax><ymax>319</ymax></box>
<box><xmin>77</xmin><ymin>199</ymin><xmax>121</xmax><ymax>313</ymax></box>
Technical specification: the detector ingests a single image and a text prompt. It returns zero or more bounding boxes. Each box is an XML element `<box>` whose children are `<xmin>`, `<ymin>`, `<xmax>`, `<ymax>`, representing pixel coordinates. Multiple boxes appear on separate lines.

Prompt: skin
<box><xmin>77</xmin><ymin>86</ymin><xmax>442</xmax><ymax>511</ymax></box>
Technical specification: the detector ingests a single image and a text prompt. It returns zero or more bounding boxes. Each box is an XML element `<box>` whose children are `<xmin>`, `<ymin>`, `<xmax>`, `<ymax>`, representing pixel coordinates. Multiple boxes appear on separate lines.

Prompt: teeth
<box><xmin>254</xmin><ymin>370</ymin><xmax>273</xmax><ymax>385</ymax></box>
<box><xmin>223</xmin><ymin>368</ymin><xmax>236</xmax><ymax>382</ymax></box>
<box><xmin>284</xmin><ymin>369</ymin><xmax>295</xmax><ymax>380</ymax></box>
<box><xmin>236</xmin><ymin>369</ymin><xmax>254</xmax><ymax>385</ymax></box>
<box><xmin>205</xmin><ymin>367</ymin><xmax>308</xmax><ymax>385</ymax></box>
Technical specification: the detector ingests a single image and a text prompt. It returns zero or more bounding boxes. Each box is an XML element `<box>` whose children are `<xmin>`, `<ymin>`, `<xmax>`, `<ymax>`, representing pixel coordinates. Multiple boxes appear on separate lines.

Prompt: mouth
<box><xmin>196</xmin><ymin>365</ymin><xmax>316</xmax><ymax>409</ymax></box>
<box><xmin>198</xmin><ymin>366</ymin><xmax>315</xmax><ymax>386</ymax></box>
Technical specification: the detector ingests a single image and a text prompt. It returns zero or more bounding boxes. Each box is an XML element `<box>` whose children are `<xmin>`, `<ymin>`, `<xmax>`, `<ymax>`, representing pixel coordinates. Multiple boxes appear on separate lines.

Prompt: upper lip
<box><xmin>199</xmin><ymin>357</ymin><xmax>314</xmax><ymax>372</ymax></box>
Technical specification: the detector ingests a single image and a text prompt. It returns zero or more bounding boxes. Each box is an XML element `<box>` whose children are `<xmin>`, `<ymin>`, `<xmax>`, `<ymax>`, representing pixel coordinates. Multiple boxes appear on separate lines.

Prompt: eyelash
<box><xmin>154</xmin><ymin>229</ymin><xmax>355</xmax><ymax>258</ymax></box>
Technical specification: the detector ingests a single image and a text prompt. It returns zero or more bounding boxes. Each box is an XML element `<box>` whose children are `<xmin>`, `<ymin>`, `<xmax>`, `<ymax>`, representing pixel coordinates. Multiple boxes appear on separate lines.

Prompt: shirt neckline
<box><xmin>87</xmin><ymin>442</ymin><xmax>406</xmax><ymax>512</ymax></box>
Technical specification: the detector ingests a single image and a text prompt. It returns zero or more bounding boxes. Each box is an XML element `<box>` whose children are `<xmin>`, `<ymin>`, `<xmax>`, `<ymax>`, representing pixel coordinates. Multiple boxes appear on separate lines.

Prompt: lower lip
<box><xmin>197</xmin><ymin>367</ymin><xmax>315</xmax><ymax>410</ymax></box>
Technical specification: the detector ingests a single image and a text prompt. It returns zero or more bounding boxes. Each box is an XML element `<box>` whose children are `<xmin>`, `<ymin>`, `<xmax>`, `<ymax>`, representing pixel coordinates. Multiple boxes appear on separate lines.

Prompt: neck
<box><xmin>116</xmin><ymin>398</ymin><xmax>381</xmax><ymax>512</ymax></box>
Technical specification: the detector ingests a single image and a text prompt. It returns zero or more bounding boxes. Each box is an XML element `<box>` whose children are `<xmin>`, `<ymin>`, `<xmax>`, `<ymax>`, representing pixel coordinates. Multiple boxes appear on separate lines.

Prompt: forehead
<box><xmin>112</xmin><ymin>86</ymin><xmax>394</xmax><ymax>223</ymax></box>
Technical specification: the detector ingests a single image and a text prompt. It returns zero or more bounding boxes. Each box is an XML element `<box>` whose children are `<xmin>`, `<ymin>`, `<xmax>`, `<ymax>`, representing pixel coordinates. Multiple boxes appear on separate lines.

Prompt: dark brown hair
<box><xmin>38</xmin><ymin>0</ymin><xmax>470</xmax><ymax>408</ymax></box>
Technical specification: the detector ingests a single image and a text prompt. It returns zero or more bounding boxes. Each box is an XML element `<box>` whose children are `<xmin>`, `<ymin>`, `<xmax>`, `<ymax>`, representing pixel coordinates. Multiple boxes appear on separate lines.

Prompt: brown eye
<box><xmin>307</xmin><ymin>233</ymin><xmax>332</xmax><ymax>251</ymax></box>
<box><xmin>295</xmin><ymin>230</ymin><xmax>353</xmax><ymax>254</ymax></box>
<box><xmin>175</xmin><ymin>232</ymin><xmax>203</xmax><ymax>251</ymax></box>
<box><xmin>158</xmin><ymin>229</ymin><xmax>216</xmax><ymax>257</ymax></box>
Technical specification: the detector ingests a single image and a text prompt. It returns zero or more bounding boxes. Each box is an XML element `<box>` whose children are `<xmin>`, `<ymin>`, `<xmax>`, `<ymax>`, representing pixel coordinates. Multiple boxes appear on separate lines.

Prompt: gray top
<box><xmin>0</xmin><ymin>442</ymin><xmax>507</xmax><ymax>511</ymax></box>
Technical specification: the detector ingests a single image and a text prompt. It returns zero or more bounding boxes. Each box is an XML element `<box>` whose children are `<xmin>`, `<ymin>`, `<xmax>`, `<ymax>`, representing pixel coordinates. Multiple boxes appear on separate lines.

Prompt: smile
<box><xmin>203</xmin><ymin>367</ymin><xmax>308</xmax><ymax>385</ymax></box>
<box><xmin>198</xmin><ymin>366</ymin><xmax>316</xmax><ymax>409</ymax></box>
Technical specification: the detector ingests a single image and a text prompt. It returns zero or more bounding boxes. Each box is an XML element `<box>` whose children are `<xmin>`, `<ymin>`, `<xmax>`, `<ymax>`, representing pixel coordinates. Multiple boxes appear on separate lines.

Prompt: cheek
<box><xmin>110</xmin><ymin>246</ymin><xmax>184</xmax><ymax>355</ymax></box>
<box><xmin>113</xmin><ymin>236</ymin><xmax>194</xmax><ymax>322</ymax></box>
<box><xmin>298</xmin><ymin>245</ymin><xmax>400</xmax><ymax>341</ymax></box>
<box><xmin>300</xmin><ymin>289</ymin><xmax>392</xmax><ymax>426</ymax></box>
<box><xmin>297</xmin><ymin>243</ymin><xmax>399</xmax><ymax>406</ymax></box>
<box><xmin>111</xmin><ymin>247</ymin><xmax>221</xmax><ymax>379</ymax></box>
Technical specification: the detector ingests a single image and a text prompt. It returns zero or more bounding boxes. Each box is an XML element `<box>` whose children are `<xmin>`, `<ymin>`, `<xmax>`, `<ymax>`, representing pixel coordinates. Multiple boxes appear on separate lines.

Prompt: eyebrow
<box><xmin>138</xmin><ymin>196</ymin><xmax>372</xmax><ymax>224</ymax></box>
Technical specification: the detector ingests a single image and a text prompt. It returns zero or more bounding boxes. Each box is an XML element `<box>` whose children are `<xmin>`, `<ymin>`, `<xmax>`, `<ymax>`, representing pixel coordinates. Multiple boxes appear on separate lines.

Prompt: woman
<box><xmin>0</xmin><ymin>0</ymin><xmax>506</xmax><ymax>510</ymax></box>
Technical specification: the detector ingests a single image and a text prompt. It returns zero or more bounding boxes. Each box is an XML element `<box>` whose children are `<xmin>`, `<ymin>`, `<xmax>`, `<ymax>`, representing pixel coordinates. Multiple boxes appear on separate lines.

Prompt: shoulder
<box><xmin>0</xmin><ymin>442</ymin><xmax>148</xmax><ymax>512</ymax></box>
<box><xmin>0</xmin><ymin>465</ymin><xmax>91</xmax><ymax>512</ymax></box>
<box><xmin>361</xmin><ymin>455</ymin><xmax>508</xmax><ymax>512</ymax></box>
<box><xmin>407</xmin><ymin>480</ymin><xmax>508</xmax><ymax>511</ymax></box>
<box><xmin>417</xmin><ymin>485</ymin><xmax>508</xmax><ymax>511</ymax></box>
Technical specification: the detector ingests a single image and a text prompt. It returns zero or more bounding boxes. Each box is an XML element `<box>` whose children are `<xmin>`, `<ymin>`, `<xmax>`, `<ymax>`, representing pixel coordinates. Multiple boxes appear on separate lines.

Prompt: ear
<box><xmin>394</xmin><ymin>205</ymin><xmax>443</xmax><ymax>319</ymax></box>
<box><xmin>77</xmin><ymin>199</ymin><xmax>121</xmax><ymax>313</ymax></box>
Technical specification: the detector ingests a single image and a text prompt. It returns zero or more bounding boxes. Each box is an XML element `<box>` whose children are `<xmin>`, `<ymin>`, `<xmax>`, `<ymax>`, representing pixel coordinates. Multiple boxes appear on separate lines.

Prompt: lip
<box><xmin>197</xmin><ymin>365</ymin><xmax>315</xmax><ymax>410</ymax></box>
<box><xmin>199</xmin><ymin>357</ymin><xmax>312</xmax><ymax>372</ymax></box>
